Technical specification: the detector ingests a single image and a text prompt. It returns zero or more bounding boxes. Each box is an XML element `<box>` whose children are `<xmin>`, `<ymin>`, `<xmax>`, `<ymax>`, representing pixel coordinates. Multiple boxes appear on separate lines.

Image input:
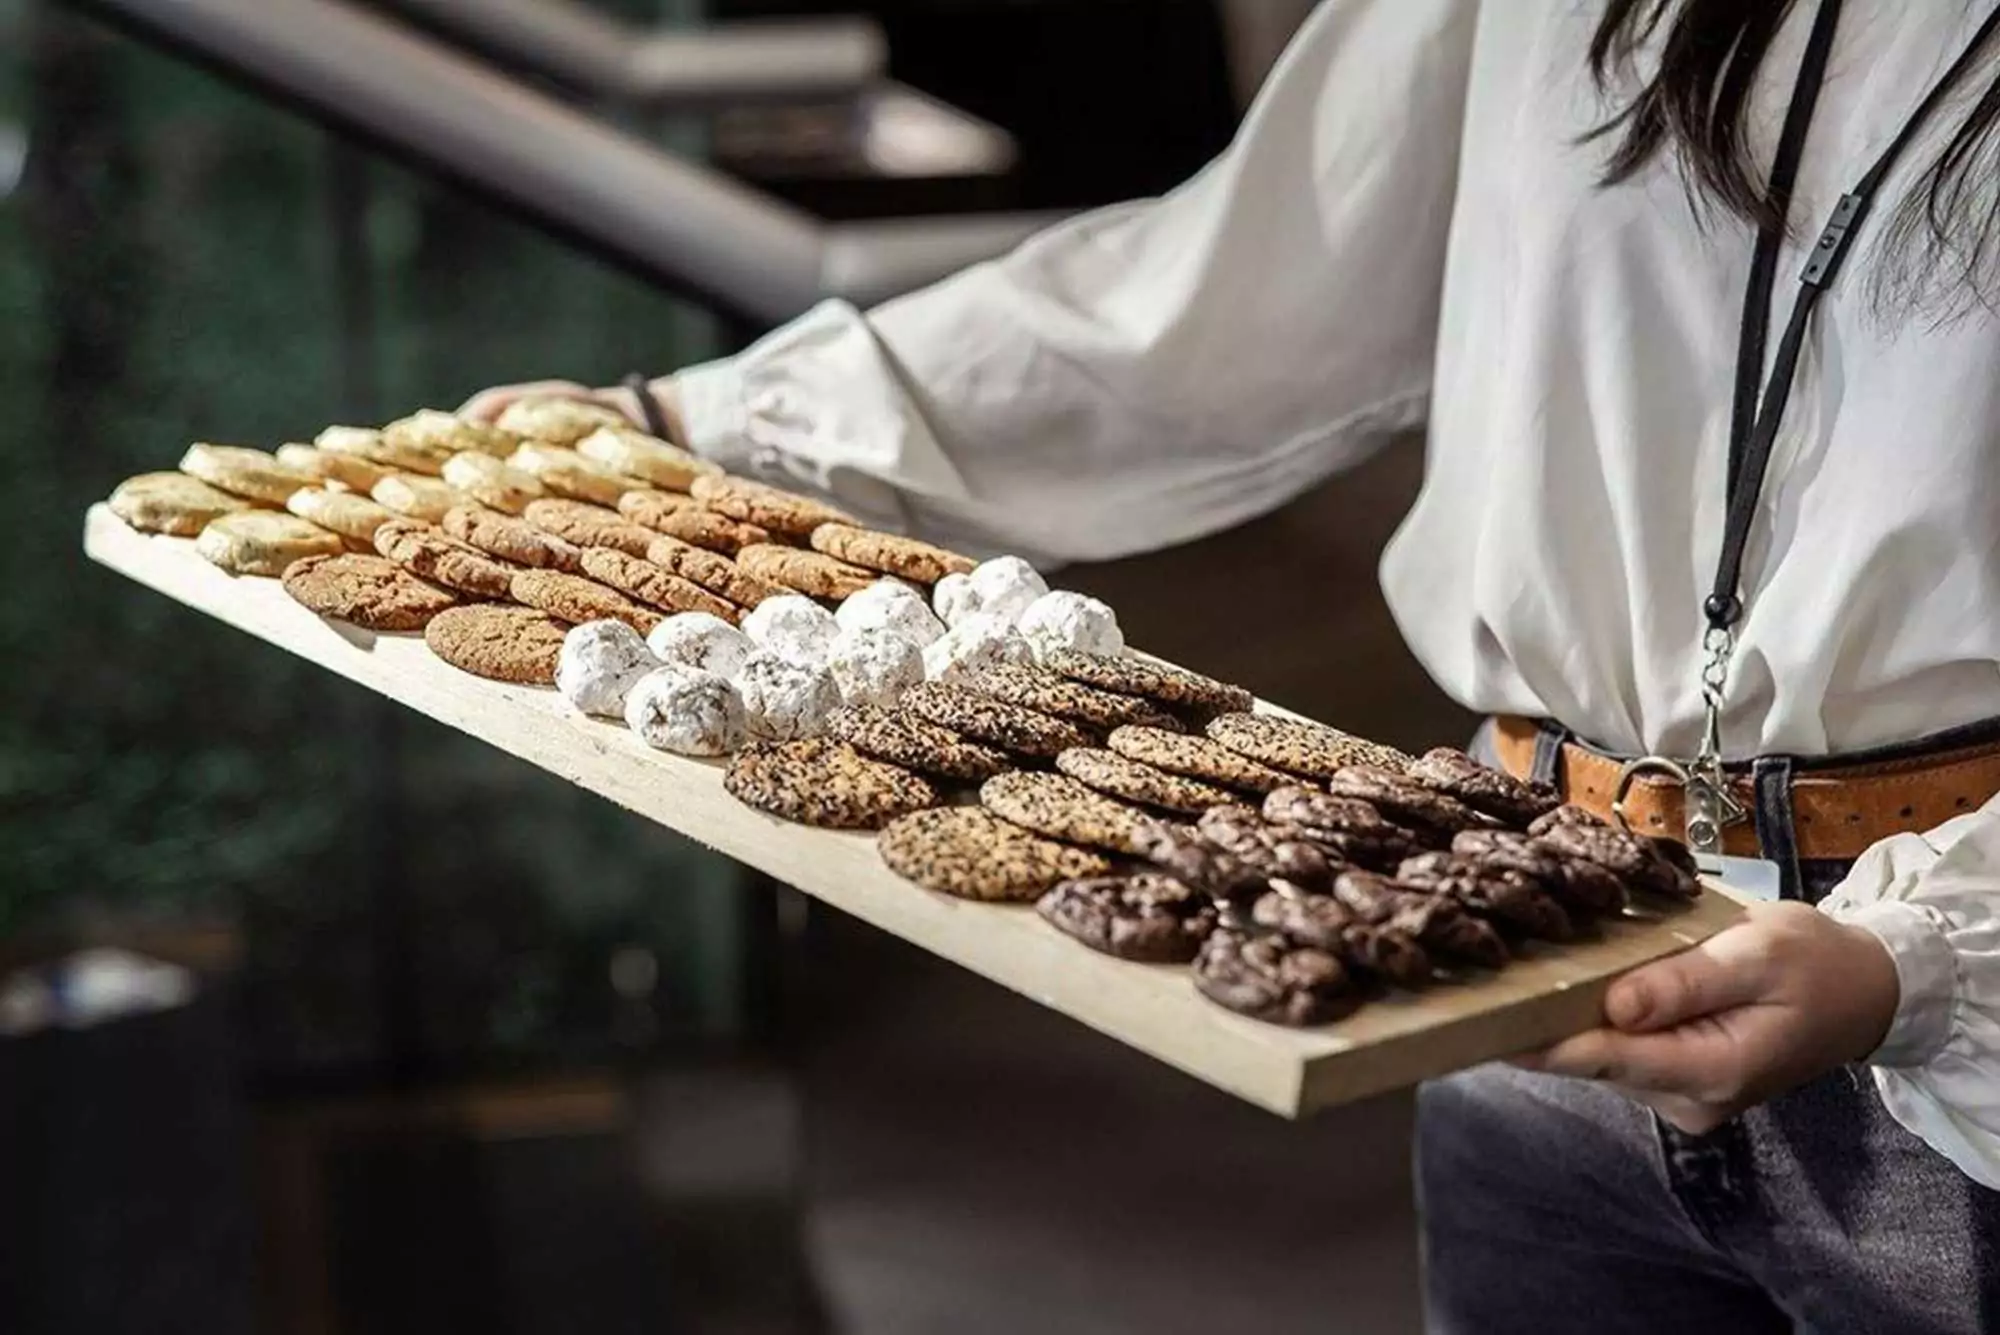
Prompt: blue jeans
<box><xmin>1417</xmin><ymin>727</ymin><xmax>2000</xmax><ymax>1332</ymax></box>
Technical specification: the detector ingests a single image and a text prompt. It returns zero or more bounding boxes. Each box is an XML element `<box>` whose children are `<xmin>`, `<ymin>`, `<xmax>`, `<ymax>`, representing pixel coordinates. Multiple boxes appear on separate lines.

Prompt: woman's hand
<box><xmin>1514</xmin><ymin>901</ymin><xmax>1901</xmax><ymax>1133</ymax></box>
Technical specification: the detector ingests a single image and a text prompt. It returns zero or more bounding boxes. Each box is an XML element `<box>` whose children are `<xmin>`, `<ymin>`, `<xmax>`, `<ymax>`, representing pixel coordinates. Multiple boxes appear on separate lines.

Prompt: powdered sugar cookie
<box><xmin>735</xmin><ymin>651</ymin><xmax>841</xmax><ymax>741</ymax></box>
<box><xmin>826</xmin><ymin>625</ymin><xmax>924</xmax><ymax>709</ymax></box>
<box><xmin>556</xmin><ymin>619</ymin><xmax>658</xmax><ymax>718</ymax></box>
<box><xmin>1016</xmin><ymin>590</ymin><xmax>1123</xmax><ymax>662</ymax></box>
<box><xmin>836</xmin><ymin>578</ymin><xmax>945</xmax><ymax>649</ymax></box>
<box><xmin>741</xmin><ymin>594</ymin><xmax>838</xmax><ymax>669</ymax></box>
<box><xmin>921</xmin><ymin>610</ymin><xmax>1033</xmax><ymax>683</ymax></box>
<box><xmin>624</xmin><ymin>664</ymin><xmax>746</xmax><ymax>756</ymax></box>
<box><xmin>647</xmin><ymin>612</ymin><xmax>756</xmax><ymax>679</ymax></box>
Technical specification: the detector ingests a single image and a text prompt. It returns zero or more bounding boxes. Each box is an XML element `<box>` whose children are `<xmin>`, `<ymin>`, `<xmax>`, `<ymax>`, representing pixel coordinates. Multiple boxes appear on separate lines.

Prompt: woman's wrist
<box><xmin>596</xmin><ymin>376</ymin><xmax>686</xmax><ymax>446</ymax></box>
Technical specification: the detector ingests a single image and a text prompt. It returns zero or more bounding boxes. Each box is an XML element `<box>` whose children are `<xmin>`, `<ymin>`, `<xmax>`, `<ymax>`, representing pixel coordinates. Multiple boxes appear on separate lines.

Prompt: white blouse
<box><xmin>670</xmin><ymin>0</ymin><xmax>2000</xmax><ymax>1183</ymax></box>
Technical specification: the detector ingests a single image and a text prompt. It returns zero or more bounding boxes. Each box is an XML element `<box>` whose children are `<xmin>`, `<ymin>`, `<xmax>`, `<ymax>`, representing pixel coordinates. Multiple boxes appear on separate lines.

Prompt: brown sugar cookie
<box><xmin>282</xmin><ymin>553</ymin><xmax>459</xmax><ymax>631</ymax></box>
<box><xmin>441</xmin><ymin>451</ymin><xmax>544</xmax><ymax>514</ymax></box>
<box><xmin>735</xmin><ymin>544</ymin><xmax>876</xmax><ymax>600</ymax></box>
<box><xmin>690</xmin><ymin>474</ymin><xmax>854</xmax><ymax>539</ymax></box>
<box><xmin>509</xmin><ymin>568</ymin><xmax>661</xmax><ymax>635</ymax></box>
<box><xmin>521</xmin><ymin>498</ymin><xmax>658</xmax><ymax>557</ymax></box>
<box><xmin>442</xmin><ymin>505</ymin><xmax>583</xmax><ymax>572</ymax></box>
<box><xmin>1054</xmin><ymin>747</ymin><xmax>1237</xmax><ymax>815</ymax></box>
<box><xmin>808</xmin><ymin>523</ymin><xmax>975</xmax><ymax>585</ymax></box>
<box><xmin>1206</xmin><ymin>713</ymin><xmax>1414</xmax><ymax>781</ymax></box>
<box><xmin>1036</xmin><ymin>873</ymin><xmax>1219</xmax><ymax>963</ymax></box>
<box><xmin>643</xmin><ymin>534</ymin><xmax>786</xmax><ymax>609</ymax></box>
<box><xmin>509</xmin><ymin>442</ymin><xmax>642</xmax><ymax>507</ymax></box>
<box><xmin>979</xmin><ymin>770</ymin><xmax>1164</xmax><ymax>855</ymax></box>
<box><xmin>286</xmin><ymin>487</ymin><xmax>398</xmax><ymax>546</ymax></box>
<box><xmin>107</xmin><ymin>472</ymin><xmax>249</xmax><ymax>536</ymax></box>
<box><xmin>370</xmin><ymin>474</ymin><xmax>468</xmax><ymax>524</ymax></box>
<box><xmin>1192</xmin><ymin>929</ymin><xmax>1362</xmax><ymax>1027</ymax></box>
<box><xmin>275</xmin><ymin>443</ymin><xmax>394</xmax><ymax>494</ymax></box>
<box><xmin>577</xmin><ymin>425</ymin><xmax>720</xmax><ymax>491</ymax></box>
<box><xmin>373</xmin><ymin>519</ymin><xmax>519</xmax><ymax>599</ymax></box>
<box><xmin>424</xmin><ymin>603</ymin><xmax>568</xmax><ymax>684</ymax></box>
<box><xmin>821</xmin><ymin>703</ymin><xmax>1012</xmax><ymax>782</ymax></box>
<box><xmin>878</xmin><ymin>806</ymin><xmax>1111</xmax><ymax>902</ymax></box>
<box><xmin>617</xmin><ymin>489</ymin><xmax>698</xmax><ymax>529</ymax></box>
<box><xmin>724</xmin><ymin>739</ymin><xmax>937</xmax><ymax>830</ymax></box>
<box><xmin>634</xmin><ymin>503</ymin><xmax>770</xmax><ymax>555</ymax></box>
<box><xmin>1044</xmin><ymin>649</ymin><xmax>1254</xmax><ymax>715</ymax></box>
<box><xmin>1106</xmin><ymin>725</ymin><xmax>1294</xmax><ymax>794</ymax></box>
<box><xmin>967</xmin><ymin>662</ymin><xmax>1182</xmax><ymax>733</ymax></box>
<box><xmin>899</xmin><ymin>681</ymin><xmax>1092</xmax><ymax>760</ymax></box>
<box><xmin>179</xmin><ymin>443</ymin><xmax>315</xmax><ymax>506</ymax></box>
<box><xmin>194</xmin><ymin>511</ymin><xmax>344</xmax><ymax>575</ymax></box>
<box><xmin>577</xmin><ymin>547</ymin><xmax>740</xmax><ymax>621</ymax></box>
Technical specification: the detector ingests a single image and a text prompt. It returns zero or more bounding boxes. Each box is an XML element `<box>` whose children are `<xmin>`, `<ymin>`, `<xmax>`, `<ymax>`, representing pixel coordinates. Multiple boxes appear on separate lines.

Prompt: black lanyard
<box><xmin>1708</xmin><ymin>0</ymin><xmax>2000</xmax><ymax>635</ymax></box>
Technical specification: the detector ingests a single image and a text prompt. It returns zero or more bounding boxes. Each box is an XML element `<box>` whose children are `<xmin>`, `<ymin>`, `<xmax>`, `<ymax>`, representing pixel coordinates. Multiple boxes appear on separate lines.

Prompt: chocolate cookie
<box><xmin>373</xmin><ymin>519</ymin><xmax>519</xmax><ymax>599</ymax></box>
<box><xmin>878</xmin><ymin>806</ymin><xmax>1111</xmax><ymax>901</ymax></box>
<box><xmin>522</xmin><ymin>498</ymin><xmax>659</xmax><ymax>557</ymax></box>
<box><xmin>724</xmin><ymin>739</ymin><xmax>937</xmax><ymax>829</ymax></box>
<box><xmin>1043</xmin><ymin>649</ymin><xmax>1254</xmax><ymax>715</ymax></box>
<box><xmin>1054</xmin><ymin>748</ymin><xmax>1237</xmax><ymax>815</ymax></box>
<box><xmin>578</xmin><ymin>547</ymin><xmax>741</xmax><ymax>621</ymax></box>
<box><xmin>1407</xmin><ymin>748</ymin><xmax>1562</xmax><ymax>826</ymax></box>
<box><xmin>967</xmin><ymin>663</ymin><xmax>1182</xmax><ymax>733</ymax></box>
<box><xmin>1195</xmin><ymin>805</ymin><xmax>1337</xmax><ymax>888</ymax></box>
<box><xmin>822</xmin><ymin>703</ymin><xmax>1012</xmax><ymax>782</ymax></box>
<box><xmin>1528</xmin><ymin>806</ymin><xmax>1608</xmax><ymax>836</ymax></box>
<box><xmin>1037</xmin><ymin>874</ymin><xmax>1218</xmax><ymax>963</ymax></box>
<box><xmin>1205</xmin><ymin>713</ymin><xmax>1413</xmax><ymax>780</ymax></box>
<box><xmin>1455</xmin><ymin>828</ymin><xmax>1625</xmax><ymax>916</ymax></box>
<box><xmin>1329</xmin><ymin>870</ymin><xmax>1509</xmax><ymax>970</ymax></box>
<box><xmin>690</xmin><ymin>474</ymin><xmax>854</xmax><ymax>539</ymax></box>
<box><xmin>509</xmin><ymin>569</ymin><xmax>661</xmax><ymax>635</ymax></box>
<box><xmin>735</xmin><ymin>544</ymin><xmax>877</xmax><ymax>600</ymax></box>
<box><xmin>1249</xmin><ymin>888</ymin><xmax>1432</xmax><ymax>988</ymax></box>
<box><xmin>808</xmin><ymin>523</ymin><xmax>976</xmax><ymax>585</ymax></box>
<box><xmin>1531</xmin><ymin>822</ymin><xmax>1700</xmax><ymax>902</ymax></box>
<box><xmin>643</xmin><ymin>534</ymin><xmax>785</xmax><ymax>609</ymax></box>
<box><xmin>979</xmin><ymin>771</ymin><xmax>1165</xmax><ymax>855</ymax></box>
<box><xmin>282</xmin><ymin>553</ymin><xmax>459</xmax><ymax>630</ymax></box>
<box><xmin>1192</xmin><ymin>929</ymin><xmax>1360</xmax><ymax>1027</ymax></box>
<box><xmin>1106</xmin><ymin>725</ymin><xmax>1294</xmax><ymax>794</ymax></box>
<box><xmin>443</xmin><ymin>505</ymin><xmax>584</xmax><ymax>572</ymax></box>
<box><xmin>899</xmin><ymin>681</ymin><xmax>1092</xmax><ymax>759</ymax></box>
<box><xmin>424</xmin><ymin>604</ymin><xmax>568</xmax><ymax>683</ymax></box>
<box><xmin>1396</xmin><ymin>852</ymin><xmax>1576</xmax><ymax>941</ymax></box>
<box><xmin>1324</xmin><ymin>766</ymin><xmax>1488</xmax><ymax>838</ymax></box>
<box><xmin>108</xmin><ymin>471</ymin><xmax>249</xmax><ymax>536</ymax></box>
<box><xmin>1130</xmin><ymin>823</ymin><xmax>1268</xmax><ymax>900</ymax></box>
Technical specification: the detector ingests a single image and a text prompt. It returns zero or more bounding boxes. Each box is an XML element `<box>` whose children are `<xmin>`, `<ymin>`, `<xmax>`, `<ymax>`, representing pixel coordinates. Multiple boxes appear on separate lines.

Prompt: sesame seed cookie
<box><xmin>724</xmin><ymin>739</ymin><xmax>937</xmax><ymax>829</ymax></box>
<box><xmin>1106</xmin><ymin>725</ymin><xmax>1294</xmax><ymax>794</ymax></box>
<box><xmin>1053</xmin><ymin>748</ymin><xmax>1237</xmax><ymax>816</ymax></box>
<box><xmin>967</xmin><ymin>662</ymin><xmax>1182</xmax><ymax>732</ymax></box>
<box><xmin>1205</xmin><ymin>713</ymin><xmax>1415</xmax><ymax>781</ymax></box>
<box><xmin>821</xmin><ymin>703</ymin><xmax>1012</xmax><ymax>782</ymax></box>
<box><xmin>899</xmin><ymin>681</ymin><xmax>1092</xmax><ymax>760</ymax></box>
<box><xmin>1044</xmin><ymin>649</ymin><xmax>1254</xmax><ymax>715</ymax></box>
<box><xmin>979</xmin><ymin>770</ymin><xmax>1165</xmax><ymax>855</ymax></box>
<box><xmin>877</xmin><ymin>806</ymin><xmax>1110</xmax><ymax>902</ymax></box>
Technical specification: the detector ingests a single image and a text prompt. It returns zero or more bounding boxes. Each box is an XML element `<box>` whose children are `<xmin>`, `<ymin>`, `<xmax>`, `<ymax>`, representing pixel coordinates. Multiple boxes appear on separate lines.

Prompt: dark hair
<box><xmin>1588</xmin><ymin>0</ymin><xmax>2000</xmax><ymax>319</ymax></box>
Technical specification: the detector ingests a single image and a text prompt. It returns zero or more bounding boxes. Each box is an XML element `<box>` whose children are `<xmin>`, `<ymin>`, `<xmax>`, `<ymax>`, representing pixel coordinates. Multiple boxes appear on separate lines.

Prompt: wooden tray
<box><xmin>83</xmin><ymin>504</ymin><xmax>1741</xmax><ymax>1117</ymax></box>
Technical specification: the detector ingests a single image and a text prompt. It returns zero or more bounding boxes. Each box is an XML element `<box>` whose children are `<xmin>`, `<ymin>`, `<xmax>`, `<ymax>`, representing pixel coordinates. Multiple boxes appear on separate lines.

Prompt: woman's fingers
<box><xmin>457</xmin><ymin>378</ymin><xmax>595</xmax><ymax>422</ymax></box>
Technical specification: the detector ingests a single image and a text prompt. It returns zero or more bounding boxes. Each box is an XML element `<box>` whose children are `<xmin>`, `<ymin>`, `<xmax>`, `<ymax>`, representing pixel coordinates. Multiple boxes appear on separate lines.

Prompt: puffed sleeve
<box><xmin>1820</xmin><ymin>809</ymin><xmax>2000</xmax><ymax>1187</ymax></box>
<box><xmin>672</xmin><ymin>0</ymin><xmax>1478</xmax><ymax>563</ymax></box>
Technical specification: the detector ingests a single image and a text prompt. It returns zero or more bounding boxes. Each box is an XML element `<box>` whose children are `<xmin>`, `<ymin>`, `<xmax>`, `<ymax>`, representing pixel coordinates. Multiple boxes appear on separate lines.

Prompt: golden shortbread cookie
<box><xmin>576</xmin><ymin>425</ymin><xmax>719</xmax><ymax>491</ymax></box>
<box><xmin>286</xmin><ymin>487</ymin><xmax>398</xmax><ymax>545</ymax></box>
<box><xmin>371</xmin><ymin>474</ymin><xmax>469</xmax><ymax>524</ymax></box>
<box><xmin>195</xmin><ymin>510</ymin><xmax>344</xmax><ymax>576</ymax></box>
<box><xmin>275</xmin><ymin>443</ymin><xmax>394</xmax><ymax>494</ymax></box>
<box><xmin>179</xmin><ymin>443</ymin><xmax>314</xmax><ymax>506</ymax></box>
<box><xmin>496</xmin><ymin>394</ymin><xmax>629</xmax><ymax>446</ymax></box>
<box><xmin>441</xmin><ymin>451</ymin><xmax>544</xmax><ymax>514</ymax></box>
<box><xmin>107</xmin><ymin>472</ymin><xmax>249</xmax><ymax>536</ymax></box>
<box><xmin>379</xmin><ymin>408</ymin><xmax>519</xmax><ymax>469</ymax></box>
<box><xmin>509</xmin><ymin>442</ymin><xmax>643</xmax><ymax>507</ymax></box>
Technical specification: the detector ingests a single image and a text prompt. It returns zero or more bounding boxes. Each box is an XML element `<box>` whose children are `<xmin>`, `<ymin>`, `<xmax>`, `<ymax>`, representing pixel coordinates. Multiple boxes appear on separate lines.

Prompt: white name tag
<box><xmin>1696</xmin><ymin>853</ymin><xmax>1784</xmax><ymax>902</ymax></box>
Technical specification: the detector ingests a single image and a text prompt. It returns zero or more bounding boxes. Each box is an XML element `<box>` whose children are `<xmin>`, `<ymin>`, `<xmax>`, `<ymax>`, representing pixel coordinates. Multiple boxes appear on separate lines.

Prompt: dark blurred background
<box><xmin>0</xmin><ymin>1</ymin><xmax>1473</xmax><ymax>1331</ymax></box>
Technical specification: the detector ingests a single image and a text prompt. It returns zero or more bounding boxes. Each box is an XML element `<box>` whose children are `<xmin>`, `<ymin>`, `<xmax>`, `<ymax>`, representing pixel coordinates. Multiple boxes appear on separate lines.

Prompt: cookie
<box><xmin>578</xmin><ymin>547</ymin><xmax>741</xmax><ymax>621</ymax></box>
<box><xmin>370</xmin><ymin>474</ymin><xmax>468</xmax><ymax>523</ymax></box>
<box><xmin>373</xmin><ymin>519</ymin><xmax>518</xmax><ymax>599</ymax></box>
<box><xmin>1195</xmin><ymin>805</ymin><xmax>1337</xmax><ymax>888</ymax></box>
<box><xmin>1130</xmin><ymin>823</ymin><xmax>1269</xmax><ymax>900</ymax></box>
<box><xmin>625</xmin><ymin>664</ymin><xmax>746</xmax><ymax>756</ymax></box>
<box><xmin>442</xmin><ymin>505</ymin><xmax>584</xmax><ymax>572</ymax></box>
<box><xmin>496</xmin><ymin>394</ymin><xmax>629</xmax><ymax>447</ymax></box>
<box><xmin>877</xmin><ymin>806</ymin><xmax>1110</xmax><ymax>902</ymax></box>
<box><xmin>735</xmin><ymin>652</ymin><xmax>842</xmax><ymax>742</ymax></box>
<box><xmin>441</xmin><ymin>451</ymin><xmax>545</xmax><ymax>514</ymax></box>
<box><xmin>285</xmin><ymin>488</ymin><xmax>398</xmax><ymax>546</ymax></box>
<box><xmin>107</xmin><ymin>472</ymin><xmax>249</xmax><ymax>536</ymax></box>
<box><xmin>741</xmin><ymin>594</ymin><xmax>838</xmax><ymax>668</ymax></box>
<box><xmin>521</xmin><ymin>498</ymin><xmax>659</xmax><ymax>557</ymax></box>
<box><xmin>1037</xmin><ymin>874</ymin><xmax>1218</xmax><ymax>964</ymax></box>
<box><xmin>281</xmin><ymin>553</ymin><xmax>459</xmax><ymax>630</ymax></box>
<box><xmin>383</xmin><ymin>408</ymin><xmax>520</xmax><ymax>464</ymax></box>
<box><xmin>577</xmin><ymin>425</ymin><xmax>719</xmax><ymax>491</ymax></box>
<box><xmin>1330</xmin><ymin>870</ymin><xmax>1510</xmax><ymax>970</ymax></box>
<box><xmin>979</xmin><ymin>770</ymin><xmax>1165</xmax><ymax>856</ymax></box>
<box><xmin>1248</xmin><ymin>889</ymin><xmax>1432</xmax><ymax>989</ymax></box>
<box><xmin>962</xmin><ymin>556</ymin><xmax>1049</xmax><ymax>624</ymax></box>
<box><xmin>921</xmin><ymin>611</ymin><xmax>1035</xmax><ymax>683</ymax></box>
<box><xmin>313</xmin><ymin>425</ymin><xmax>390</xmax><ymax>461</ymax></box>
<box><xmin>423</xmin><ymin>603</ymin><xmax>568</xmax><ymax>683</ymax></box>
<box><xmin>509</xmin><ymin>569</ymin><xmax>661</xmax><ymax>635</ymax></box>
<box><xmin>1528</xmin><ymin>806</ymin><xmax>1609</xmax><ymax>836</ymax></box>
<box><xmin>510</xmin><ymin>442</ymin><xmax>642</xmax><ymax>507</ymax></box>
<box><xmin>617</xmin><ymin>489</ymin><xmax>699</xmax><ymax>530</ymax></box>
<box><xmin>628</xmin><ymin>504</ymin><xmax>769</xmax><ymax>555</ymax></box>
<box><xmin>1206</xmin><ymin>713</ymin><xmax>1414</xmax><ymax>781</ymax></box>
<box><xmin>690</xmin><ymin>474</ymin><xmax>854</xmax><ymax>539</ymax></box>
<box><xmin>179</xmin><ymin>443</ymin><xmax>315</xmax><ymax>506</ymax></box>
<box><xmin>556</xmin><ymin>620</ymin><xmax>658</xmax><ymax>718</ymax></box>
<box><xmin>275</xmin><ymin>443</ymin><xmax>394</xmax><ymax>494</ymax></box>
<box><xmin>967</xmin><ymin>662</ymin><xmax>1181</xmax><ymax>732</ymax></box>
<box><xmin>195</xmin><ymin>511</ymin><xmax>344</xmax><ymax>575</ymax></box>
<box><xmin>1054</xmin><ymin>748</ymin><xmax>1236</xmax><ymax>815</ymax></box>
<box><xmin>821</xmin><ymin>703</ymin><xmax>1012</xmax><ymax>782</ymax></box>
<box><xmin>1395</xmin><ymin>852</ymin><xmax>1576</xmax><ymax>941</ymax></box>
<box><xmin>899</xmin><ymin>681</ymin><xmax>1092</xmax><ymax>760</ymax></box>
<box><xmin>1407</xmin><ymin>747</ymin><xmax>1562</xmax><ymax>826</ymax></box>
<box><xmin>1044</xmin><ymin>649</ymin><xmax>1254</xmax><ymax>715</ymax></box>
<box><xmin>1453</xmin><ymin>828</ymin><xmax>1628</xmax><ymax>917</ymax></box>
<box><xmin>725</xmin><ymin>739</ymin><xmax>936</xmax><ymax>829</ymax></box>
<box><xmin>642</xmin><ymin>535</ymin><xmax>785</xmax><ymax>609</ymax></box>
<box><xmin>647</xmin><ymin>612</ymin><xmax>756</xmax><ymax>679</ymax></box>
<box><xmin>1106</xmin><ymin>725</ymin><xmax>1293</xmax><ymax>794</ymax></box>
<box><xmin>808</xmin><ymin>523</ymin><xmax>974</xmax><ymax>585</ymax></box>
<box><xmin>735</xmin><ymin>544</ymin><xmax>877</xmax><ymax>600</ymax></box>
<box><xmin>1532</xmin><ymin>822</ymin><xmax>1700</xmax><ymax>901</ymax></box>
<box><xmin>825</xmin><ymin>626</ymin><xmax>925</xmax><ymax>709</ymax></box>
<box><xmin>1324</xmin><ymin>766</ymin><xmax>1487</xmax><ymax>838</ymax></box>
<box><xmin>1192</xmin><ymin>929</ymin><xmax>1360</xmax><ymax>1027</ymax></box>
<box><xmin>836</xmin><ymin>578</ymin><xmax>946</xmax><ymax>648</ymax></box>
<box><xmin>1015</xmin><ymin>590</ymin><xmax>1124</xmax><ymax>662</ymax></box>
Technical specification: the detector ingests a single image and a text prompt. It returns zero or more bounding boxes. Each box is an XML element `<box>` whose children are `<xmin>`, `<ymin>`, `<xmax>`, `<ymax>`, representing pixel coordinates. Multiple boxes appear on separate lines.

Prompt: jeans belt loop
<box><xmin>1751</xmin><ymin>755</ymin><xmax>1805</xmax><ymax>901</ymax></box>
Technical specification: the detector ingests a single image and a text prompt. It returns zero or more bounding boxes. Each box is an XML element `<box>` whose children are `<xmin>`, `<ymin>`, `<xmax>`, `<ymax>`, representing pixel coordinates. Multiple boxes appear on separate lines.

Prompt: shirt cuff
<box><xmin>671</xmin><ymin>359</ymin><xmax>757</xmax><ymax>473</ymax></box>
<box><xmin>1830</xmin><ymin>897</ymin><xmax>1960</xmax><ymax>1069</ymax></box>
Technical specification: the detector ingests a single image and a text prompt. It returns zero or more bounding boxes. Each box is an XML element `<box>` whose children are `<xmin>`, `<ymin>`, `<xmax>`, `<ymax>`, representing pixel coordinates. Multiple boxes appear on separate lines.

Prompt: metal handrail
<box><xmin>69</xmin><ymin>0</ymin><xmax>1057</xmax><ymax>324</ymax></box>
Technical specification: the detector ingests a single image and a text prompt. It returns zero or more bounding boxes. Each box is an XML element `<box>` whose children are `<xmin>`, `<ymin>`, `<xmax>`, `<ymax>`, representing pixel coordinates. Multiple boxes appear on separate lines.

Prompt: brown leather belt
<box><xmin>1489</xmin><ymin>715</ymin><xmax>2000</xmax><ymax>861</ymax></box>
